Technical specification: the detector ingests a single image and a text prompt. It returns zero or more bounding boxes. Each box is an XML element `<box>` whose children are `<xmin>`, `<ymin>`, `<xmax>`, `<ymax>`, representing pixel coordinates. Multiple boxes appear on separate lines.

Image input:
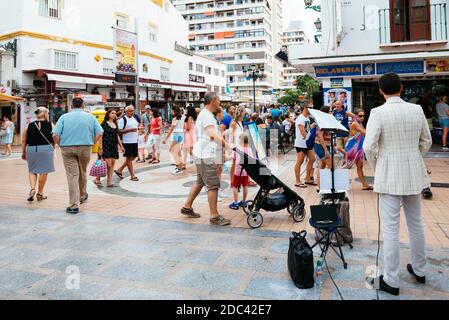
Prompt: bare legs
<box><xmin>28</xmin><ymin>173</ymin><xmax>48</xmax><ymax>196</ymax></box>
<box><xmin>443</xmin><ymin>127</ymin><xmax>449</xmax><ymax>147</ymax></box>
<box><xmin>169</xmin><ymin>142</ymin><xmax>183</xmax><ymax>169</ymax></box>
<box><xmin>117</xmin><ymin>157</ymin><xmax>136</xmax><ymax>179</ymax></box>
<box><xmin>356</xmin><ymin>159</ymin><xmax>371</xmax><ymax>189</ymax></box>
<box><xmin>295</xmin><ymin>150</ymin><xmax>315</xmax><ymax>185</ymax></box>
<box><xmin>96</xmin><ymin>158</ymin><xmax>116</xmax><ymax>186</ymax></box>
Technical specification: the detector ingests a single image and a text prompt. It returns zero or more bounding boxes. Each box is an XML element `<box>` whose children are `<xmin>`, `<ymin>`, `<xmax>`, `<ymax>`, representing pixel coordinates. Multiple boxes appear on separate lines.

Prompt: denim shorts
<box><xmin>440</xmin><ymin>118</ymin><xmax>449</xmax><ymax>128</ymax></box>
<box><xmin>314</xmin><ymin>144</ymin><xmax>330</xmax><ymax>161</ymax></box>
<box><xmin>172</xmin><ymin>132</ymin><xmax>184</xmax><ymax>143</ymax></box>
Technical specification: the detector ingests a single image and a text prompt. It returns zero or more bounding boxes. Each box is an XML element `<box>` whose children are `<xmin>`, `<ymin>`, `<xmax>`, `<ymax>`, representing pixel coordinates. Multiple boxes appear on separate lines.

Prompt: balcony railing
<box><xmin>379</xmin><ymin>3</ymin><xmax>447</xmax><ymax>45</ymax></box>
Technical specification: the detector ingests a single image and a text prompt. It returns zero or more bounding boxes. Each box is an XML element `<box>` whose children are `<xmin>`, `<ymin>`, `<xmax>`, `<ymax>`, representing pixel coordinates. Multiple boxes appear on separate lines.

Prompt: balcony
<box><xmin>379</xmin><ymin>3</ymin><xmax>448</xmax><ymax>46</ymax></box>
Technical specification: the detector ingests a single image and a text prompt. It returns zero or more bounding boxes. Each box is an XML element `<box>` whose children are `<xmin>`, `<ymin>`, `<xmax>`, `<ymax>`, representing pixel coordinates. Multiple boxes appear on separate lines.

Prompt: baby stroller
<box><xmin>234</xmin><ymin>149</ymin><xmax>306</xmax><ymax>229</ymax></box>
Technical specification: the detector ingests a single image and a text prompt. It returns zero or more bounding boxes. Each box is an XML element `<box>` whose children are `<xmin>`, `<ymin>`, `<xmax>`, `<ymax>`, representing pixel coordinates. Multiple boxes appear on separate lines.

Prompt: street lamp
<box><xmin>243</xmin><ymin>64</ymin><xmax>264</xmax><ymax>112</ymax></box>
<box><xmin>304</xmin><ymin>0</ymin><xmax>321</xmax><ymax>12</ymax></box>
<box><xmin>314</xmin><ymin>18</ymin><xmax>322</xmax><ymax>32</ymax></box>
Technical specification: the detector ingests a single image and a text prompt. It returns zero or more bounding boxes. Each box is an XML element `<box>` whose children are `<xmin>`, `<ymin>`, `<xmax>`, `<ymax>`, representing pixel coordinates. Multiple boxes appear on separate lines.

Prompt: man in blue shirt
<box><xmin>332</xmin><ymin>100</ymin><xmax>356</xmax><ymax>156</ymax></box>
<box><xmin>271</xmin><ymin>105</ymin><xmax>282</xmax><ymax>119</ymax></box>
<box><xmin>53</xmin><ymin>98</ymin><xmax>103</xmax><ymax>214</ymax></box>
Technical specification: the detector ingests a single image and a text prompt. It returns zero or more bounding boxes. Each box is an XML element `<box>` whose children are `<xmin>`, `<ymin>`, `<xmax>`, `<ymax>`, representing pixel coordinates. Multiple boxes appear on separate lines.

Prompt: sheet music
<box><xmin>319</xmin><ymin>169</ymin><xmax>350</xmax><ymax>192</ymax></box>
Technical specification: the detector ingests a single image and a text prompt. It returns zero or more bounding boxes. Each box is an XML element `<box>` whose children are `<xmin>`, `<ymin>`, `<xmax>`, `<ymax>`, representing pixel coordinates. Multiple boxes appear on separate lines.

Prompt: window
<box><xmin>103</xmin><ymin>58</ymin><xmax>114</xmax><ymax>74</ymax></box>
<box><xmin>143</xmin><ymin>63</ymin><xmax>149</xmax><ymax>73</ymax></box>
<box><xmin>160</xmin><ymin>67</ymin><xmax>169</xmax><ymax>81</ymax></box>
<box><xmin>221</xmin><ymin>70</ymin><xmax>225</xmax><ymax>77</ymax></box>
<box><xmin>390</xmin><ymin>0</ymin><xmax>431</xmax><ymax>42</ymax></box>
<box><xmin>54</xmin><ymin>50</ymin><xmax>78</xmax><ymax>70</ymax></box>
<box><xmin>213</xmin><ymin>68</ymin><xmax>219</xmax><ymax>76</ymax></box>
<box><xmin>115</xmin><ymin>13</ymin><xmax>129</xmax><ymax>29</ymax></box>
<box><xmin>196</xmin><ymin>64</ymin><xmax>203</xmax><ymax>72</ymax></box>
<box><xmin>206</xmin><ymin>84</ymin><xmax>212</xmax><ymax>91</ymax></box>
<box><xmin>189</xmin><ymin>62</ymin><xmax>193</xmax><ymax>71</ymax></box>
<box><xmin>39</xmin><ymin>0</ymin><xmax>62</xmax><ymax>19</ymax></box>
<box><xmin>149</xmin><ymin>24</ymin><xmax>158</xmax><ymax>42</ymax></box>
<box><xmin>205</xmin><ymin>67</ymin><xmax>212</xmax><ymax>74</ymax></box>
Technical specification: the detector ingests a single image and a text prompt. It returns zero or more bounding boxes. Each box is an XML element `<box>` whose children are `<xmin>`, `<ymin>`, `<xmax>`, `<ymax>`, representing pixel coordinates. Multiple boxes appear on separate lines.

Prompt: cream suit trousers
<box><xmin>380</xmin><ymin>194</ymin><xmax>426</xmax><ymax>288</ymax></box>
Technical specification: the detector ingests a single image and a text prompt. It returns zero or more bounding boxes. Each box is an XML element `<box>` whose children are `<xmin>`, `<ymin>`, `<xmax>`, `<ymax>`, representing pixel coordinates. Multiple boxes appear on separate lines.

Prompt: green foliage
<box><xmin>277</xmin><ymin>89</ymin><xmax>303</xmax><ymax>105</ymax></box>
<box><xmin>295</xmin><ymin>74</ymin><xmax>320</xmax><ymax>100</ymax></box>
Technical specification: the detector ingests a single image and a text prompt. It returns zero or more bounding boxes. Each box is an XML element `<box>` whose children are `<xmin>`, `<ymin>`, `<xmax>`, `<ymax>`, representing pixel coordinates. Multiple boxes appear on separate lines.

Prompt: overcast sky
<box><xmin>282</xmin><ymin>0</ymin><xmax>321</xmax><ymax>41</ymax></box>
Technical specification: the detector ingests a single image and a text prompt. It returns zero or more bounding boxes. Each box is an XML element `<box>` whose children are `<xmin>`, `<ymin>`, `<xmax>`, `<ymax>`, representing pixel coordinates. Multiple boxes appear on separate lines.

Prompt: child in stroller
<box><xmin>233</xmin><ymin>148</ymin><xmax>306</xmax><ymax>229</ymax></box>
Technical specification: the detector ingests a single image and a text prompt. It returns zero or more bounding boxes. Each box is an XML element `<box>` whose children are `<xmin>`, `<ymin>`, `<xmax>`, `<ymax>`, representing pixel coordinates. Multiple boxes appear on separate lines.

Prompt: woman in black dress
<box><xmin>97</xmin><ymin>109</ymin><xmax>124</xmax><ymax>187</ymax></box>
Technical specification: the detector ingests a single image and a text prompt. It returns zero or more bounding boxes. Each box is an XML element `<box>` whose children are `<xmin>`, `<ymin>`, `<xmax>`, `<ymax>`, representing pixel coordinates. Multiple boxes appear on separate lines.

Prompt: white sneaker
<box><xmin>173</xmin><ymin>168</ymin><xmax>183</xmax><ymax>175</ymax></box>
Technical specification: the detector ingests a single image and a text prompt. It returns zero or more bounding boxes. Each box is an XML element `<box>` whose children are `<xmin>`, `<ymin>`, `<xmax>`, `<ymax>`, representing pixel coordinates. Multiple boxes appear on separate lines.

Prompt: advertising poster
<box><xmin>114</xmin><ymin>28</ymin><xmax>138</xmax><ymax>75</ymax></box>
<box><xmin>426</xmin><ymin>60</ymin><xmax>449</xmax><ymax>73</ymax></box>
<box><xmin>323</xmin><ymin>87</ymin><xmax>352</xmax><ymax>112</ymax></box>
<box><xmin>247</xmin><ymin>123</ymin><xmax>267</xmax><ymax>160</ymax></box>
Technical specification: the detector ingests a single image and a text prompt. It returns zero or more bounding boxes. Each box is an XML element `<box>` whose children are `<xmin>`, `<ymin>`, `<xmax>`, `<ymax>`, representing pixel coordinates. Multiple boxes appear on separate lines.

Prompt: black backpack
<box><xmin>288</xmin><ymin>231</ymin><xmax>315</xmax><ymax>289</ymax></box>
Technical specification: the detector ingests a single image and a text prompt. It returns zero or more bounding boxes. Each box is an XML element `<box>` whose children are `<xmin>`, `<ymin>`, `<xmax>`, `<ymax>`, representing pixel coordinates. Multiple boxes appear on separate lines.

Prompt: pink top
<box><xmin>233</xmin><ymin>147</ymin><xmax>253</xmax><ymax>177</ymax></box>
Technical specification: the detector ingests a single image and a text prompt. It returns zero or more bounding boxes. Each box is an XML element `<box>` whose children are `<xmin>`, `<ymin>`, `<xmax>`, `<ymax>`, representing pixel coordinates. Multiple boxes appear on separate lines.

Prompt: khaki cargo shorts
<box><xmin>195</xmin><ymin>158</ymin><xmax>220</xmax><ymax>190</ymax></box>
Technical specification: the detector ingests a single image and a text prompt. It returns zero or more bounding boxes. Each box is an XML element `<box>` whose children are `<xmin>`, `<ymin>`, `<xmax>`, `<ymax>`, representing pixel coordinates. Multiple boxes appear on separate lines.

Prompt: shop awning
<box><xmin>0</xmin><ymin>92</ymin><xmax>24</xmax><ymax>102</ymax></box>
<box><xmin>47</xmin><ymin>74</ymin><xmax>114</xmax><ymax>86</ymax></box>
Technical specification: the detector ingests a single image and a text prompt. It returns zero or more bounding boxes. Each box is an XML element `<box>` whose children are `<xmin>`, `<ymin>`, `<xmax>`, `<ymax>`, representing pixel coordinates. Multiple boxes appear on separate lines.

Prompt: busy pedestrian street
<box><xmin>2</xmin><ymin>0</ymin><xmax>449</xmax><ymax>308</ymax></box>
<box><xmin>1</xmin><ymin>143</ymin><xmax>449</xmax><ymax>300</ymax></box>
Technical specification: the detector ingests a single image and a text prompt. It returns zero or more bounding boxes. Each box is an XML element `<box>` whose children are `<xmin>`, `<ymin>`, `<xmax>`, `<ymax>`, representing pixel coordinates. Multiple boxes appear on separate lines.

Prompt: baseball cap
<box><xmin>145</xmin><ymin>105</ymin><xmax>151</xmax><ymax>110</ymax></box>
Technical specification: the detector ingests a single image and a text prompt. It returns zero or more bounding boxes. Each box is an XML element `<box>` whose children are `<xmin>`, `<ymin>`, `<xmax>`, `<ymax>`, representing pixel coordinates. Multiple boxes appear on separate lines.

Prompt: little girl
<box><xmin>229</xmin><ymin>133</ymin><xmax>253</xmax><ymax>210</ymax></box>
<box><xmin>137</xmin><ymin>124</ymin><xmax>146</xmax><ymax>163</ymax></box>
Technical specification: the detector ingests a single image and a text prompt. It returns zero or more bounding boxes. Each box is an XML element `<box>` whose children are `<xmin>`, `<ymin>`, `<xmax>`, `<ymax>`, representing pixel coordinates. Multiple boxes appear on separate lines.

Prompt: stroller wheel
<box><xmin>292</xmin><ymin>205</ymin><xmax>306</xmax><ymax>223</ymax></box>
<box><xmin>242</xmin><ymin>200</ymin><xmax>255</xmax><ymax>216</ymax></box>
<box><xmin>247</xmin><ymin>212</ymin><xmax>263</xmax><ymax>229</ymax></box>
<box><xmin>287</xmin><ymin>200</ymin><xmax>299</xmax><ymax>215</ymax></box>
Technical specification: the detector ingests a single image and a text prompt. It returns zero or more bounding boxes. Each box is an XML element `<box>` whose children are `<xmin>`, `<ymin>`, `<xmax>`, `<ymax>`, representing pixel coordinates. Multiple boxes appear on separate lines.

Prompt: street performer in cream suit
<box><xmin>363</xmin><ymin>73</ymin><xmax>432</xmax><ymax>296</ymax></box>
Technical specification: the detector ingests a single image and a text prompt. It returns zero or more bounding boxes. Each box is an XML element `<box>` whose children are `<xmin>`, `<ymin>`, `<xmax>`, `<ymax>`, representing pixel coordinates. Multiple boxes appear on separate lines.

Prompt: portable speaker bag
<box><xmin>288</xmin><ymin>231</ymin><xmax>315</xmax><ymax>289</ymax></box>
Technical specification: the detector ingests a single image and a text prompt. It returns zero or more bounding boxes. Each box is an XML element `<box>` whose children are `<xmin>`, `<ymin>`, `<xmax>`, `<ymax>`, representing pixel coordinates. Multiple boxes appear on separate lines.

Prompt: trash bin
<box><xmin>92</xmin><ymin>109</ymin><xmax>107</xmax><ymax>153</ymax></box>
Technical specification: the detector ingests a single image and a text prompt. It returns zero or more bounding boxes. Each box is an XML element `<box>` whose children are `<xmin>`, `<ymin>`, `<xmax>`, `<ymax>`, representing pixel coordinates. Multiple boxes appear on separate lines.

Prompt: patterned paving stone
<box><xmin>100</xmin><ymin>260</ymin><xmax>174</xmax><ymax>284</ymax></box>
<box><xmin>223</xmin><ymin>254</ymin><xmax>287</xmax><ymax>274</ymax></box>
<box><xmin>0</xmin><ymin>247</ymin><xmax>66</xmax><ymax>267</ymax></box>
<box><xmin>109</xmin><ymin>287</ymin><xmax>187</xmax><ymax>300</ymax></box>
<box><xmin>0</xmin><ymin>269</ymin><xmax>47</xmax><ymax>296</ymax></box>
<box><xmin>244</xmin><ymin>276</ymin><xmax>320</xmax><ymax>300</ymax></box>
<box><xmin>106</xmin><ymin>241</ymin><xmax>162</xmax><ymax>258</ymax></box>
<box><xmin>40</xmin><ymin>254</ymin><xmax>110</xmax><ymax>275</ymax></box>
<box><xmin>167</xmin><ymin>269</ymin><xmax>241</xmax><ymax>294</ymax></box>
<box><xmin>26</xmin><ymin>276</ymin><xmax>111</xmax><ymax>300</ymax></box>
<box><xmin>157</xmin><ymin>248</ymin><xmax>223</xmax><ymax>265</ymax></box>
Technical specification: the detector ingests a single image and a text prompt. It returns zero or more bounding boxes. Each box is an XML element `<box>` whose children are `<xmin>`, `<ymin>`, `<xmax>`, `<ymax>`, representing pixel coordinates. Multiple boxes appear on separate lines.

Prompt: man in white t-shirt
<box><xmin>294</xmin><ymin>104</ymin><xmax>316</xmax><ymax>188</ymax></box>
<box><xmin>115</xmin><ymin>105</ymin><xmax>139</xmax><ymax>181</ymax></box>
<box><xmin>182</xmin><ymin>92</ymin><xmax>233</xmax><ymax>226</ymax></box>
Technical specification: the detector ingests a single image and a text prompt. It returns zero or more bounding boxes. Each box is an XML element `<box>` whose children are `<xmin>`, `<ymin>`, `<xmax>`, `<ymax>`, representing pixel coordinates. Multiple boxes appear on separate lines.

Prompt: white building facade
<box><xmin>171</xmin><ymin>0</ymin><xmax>283</xmax><ymax>102</ymax></box>
<box><xmin>0</xmin><ymin>0</ymin><xmax>227</xmax><ymax>135</ymax></box>
<box><xmin>290</xmin><ymin>0</ymin><xmax>449</xmax><ymax>116</ymax></box>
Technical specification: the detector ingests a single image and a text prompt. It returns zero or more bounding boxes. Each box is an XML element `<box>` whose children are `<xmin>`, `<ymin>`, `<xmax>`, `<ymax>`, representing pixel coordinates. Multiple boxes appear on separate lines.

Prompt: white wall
<box><xmin>291</xmin><ymin>0</ymin><xmax>449</xmax><ymax>60</ymax></box>
<box><xmin>0</xmin><ymin>0</ymin><xmax>190</xmax><ymax>87</ymax></box>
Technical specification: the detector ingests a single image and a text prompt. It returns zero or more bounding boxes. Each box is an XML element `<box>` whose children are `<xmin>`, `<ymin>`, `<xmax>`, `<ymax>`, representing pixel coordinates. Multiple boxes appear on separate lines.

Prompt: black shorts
<box><xmin>296</xmin><ymin>147</ymin><xmax>313</xmax><ymax>154</ymax></box>
<box><xmin>123</xmin><ymin>143</ymin><xmax>138</xmax><ymax>158</ymax></box>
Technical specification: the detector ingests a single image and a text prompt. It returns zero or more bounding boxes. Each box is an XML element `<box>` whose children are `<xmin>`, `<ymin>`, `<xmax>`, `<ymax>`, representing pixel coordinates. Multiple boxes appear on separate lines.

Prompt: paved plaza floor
<box><xmin>0</xmin><ymin>146</ymin><xmax>449</xmax><ymax>300</ymax></box>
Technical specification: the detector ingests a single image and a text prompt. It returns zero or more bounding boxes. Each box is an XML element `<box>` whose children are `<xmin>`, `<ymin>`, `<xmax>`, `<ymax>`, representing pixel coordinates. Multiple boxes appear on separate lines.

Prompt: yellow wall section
<box><xmin>0</xmin><ymin>31</ymin><xmax>173</xmax><ymax>63</ymax></box>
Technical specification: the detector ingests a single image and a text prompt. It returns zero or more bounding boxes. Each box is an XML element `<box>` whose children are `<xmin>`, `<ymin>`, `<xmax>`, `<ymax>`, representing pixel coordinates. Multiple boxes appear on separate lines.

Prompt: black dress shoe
<box><xmin>407</xmin><ymin>264</ymin><xmax>426</xmax><ymax>284</ymax></box>
<box><xmin>366</xmin><ymin>275</ymin><xmax>400</xmax><ymax>296</ymax></box>
<box><xmin>66</xmin><ymin>207</ymin><xmax>79</xmax><ymax>214</ymax></box>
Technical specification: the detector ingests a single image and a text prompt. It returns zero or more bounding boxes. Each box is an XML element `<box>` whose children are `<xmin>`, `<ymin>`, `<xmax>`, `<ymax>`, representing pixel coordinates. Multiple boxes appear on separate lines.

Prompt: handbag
<box><xmin>89</xmin><ymin>156</ymin><xmax>107</xmax><ymax>178</ymax></box>
<box><xmin>288</xmin><ymin>230</ymin><xmax>315</xmax><ymax>289</ymax></box>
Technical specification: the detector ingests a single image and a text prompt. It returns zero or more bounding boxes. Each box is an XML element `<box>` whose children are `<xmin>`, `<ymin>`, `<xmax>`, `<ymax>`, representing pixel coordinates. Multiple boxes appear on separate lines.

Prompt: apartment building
<box><xmin>171</xmin><ymin>0</ymin><xmax>283</xmax><ymax>100</ymax></box>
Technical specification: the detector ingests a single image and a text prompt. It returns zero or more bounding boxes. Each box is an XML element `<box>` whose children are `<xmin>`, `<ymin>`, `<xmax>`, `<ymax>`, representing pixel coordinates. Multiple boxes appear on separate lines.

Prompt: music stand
<box><xmin>307</xmin><ymin>109</ymin><xmax>353</xmax><ymax>268</ymax></box>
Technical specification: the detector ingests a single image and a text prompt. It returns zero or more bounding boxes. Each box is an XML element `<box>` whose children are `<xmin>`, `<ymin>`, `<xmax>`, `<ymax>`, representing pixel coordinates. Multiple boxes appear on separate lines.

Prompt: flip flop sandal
<box><xmin>305</xmin><ymin>181</ymin><xmax>318</xmax><ymax>186</ymax></box>
<box><xmin>363</xmin><ymin>186</ymin><xmax>374</xmax><ymax>191</ymax></box>
<box><xmin>130</xmin><ymin>177</ymin><xmax>139</xmax><ymax>182</ymax></box>
<box><xmin>107</xmin><ymin>184</ymin><xmax>117</xmax><ymax>188</ymax></box>
<box><xmin>94</xmin><ymin>180</ymin><xmax>103</xmax><ymax>188</ymax></box>
<box><xmin>36</xmin><ymin>194</ymin><xmax>48</xmax><ymax>201</ymax></box>
<box><xmin>114</xmin><ymin>170</ymin><xmax>124</xmax><ymax>179</ymax></box>
<box><xmin>295</xmin><ymin>183</ymin><xmax>308</xmax><ymax>188</ymax></box>
<box><xmin>151</xmin><ymin>160</ymin><xmax>161</xmax><ymax>164</ymax></box>
<box><xmin>27</xmin><ymin>189</ymin><xmax>36</xmax><ymax>202</ymax></box>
